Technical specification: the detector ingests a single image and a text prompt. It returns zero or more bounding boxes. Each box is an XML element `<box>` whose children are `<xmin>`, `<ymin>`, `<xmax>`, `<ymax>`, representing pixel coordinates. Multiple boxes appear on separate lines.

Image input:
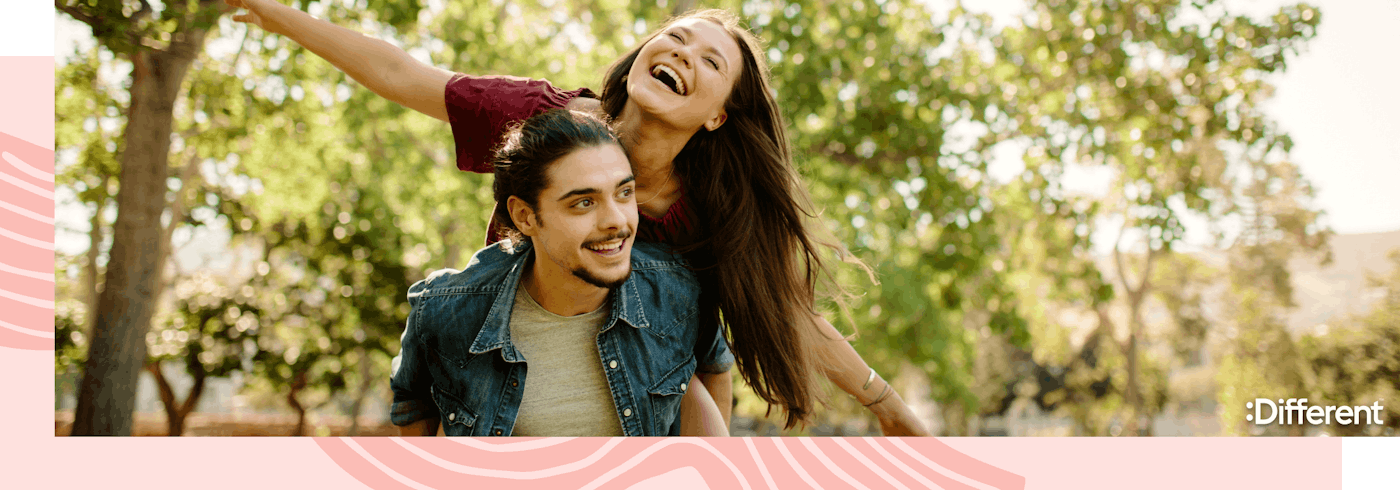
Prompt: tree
<box><xmin>734</xmin><ymin>0</ymin><xmax>1037</xmax><ymax>434</ymax></box>
<box><xmin>143</xmin><ymin>269</ymin><xmax>268</xmax><ymax>435</ymax></box>
<box><xmin>988</xmin><ymin>0</ymin><xmax>1323</xmax><ymax>435</ymax></box>
<box><xmin>55</xmin><ymin>48</ymin><xmax>124</xmax><ymax>334</ymax></box>
<box><xmin>1300</xmin><ymin>251</ymin><xmax>1400</xmax><ymax>436</ymax></box>
<box><xmin>245</xmin><ymin>189</ymin><xmax>412</xmax><ymax>435</ymax></box>
<box><xmin>1214</xmin><ymin>154</ymin><xmax>1331</xmax><ymax>435</ymax></box>
<box><xmin>59</xmin><ymin>0</ymin><xmax>235</xmax><ymax>436</ymax></box>
<box><xmin>56</xmin><ymin>0</ymin><xmax>439</xmax><ymax>436</ymax></box>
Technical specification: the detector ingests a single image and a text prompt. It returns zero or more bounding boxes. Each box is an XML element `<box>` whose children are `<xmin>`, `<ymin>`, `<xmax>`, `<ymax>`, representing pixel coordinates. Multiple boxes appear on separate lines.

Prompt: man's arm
<box><xmin>390</xmin><ymin>280</ymin><xmax>443</xmax><ymax>432</ymax></box>
<box><xmin>398</xmin><ymin>417</ymin><xmax>441</xmax><ymax>436</ymax></box>
<box><xmin>226</xmin><ymin>0</ymin><xmax>454</xmax><ymax>121</ymax></box>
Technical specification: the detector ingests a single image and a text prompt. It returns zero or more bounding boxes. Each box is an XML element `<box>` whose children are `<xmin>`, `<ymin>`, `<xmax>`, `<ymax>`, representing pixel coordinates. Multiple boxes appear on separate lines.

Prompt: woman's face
<box><xmin>626</xmin><ymin>18</ymin><xmax>745</xmax><ymax>132</ymax></box>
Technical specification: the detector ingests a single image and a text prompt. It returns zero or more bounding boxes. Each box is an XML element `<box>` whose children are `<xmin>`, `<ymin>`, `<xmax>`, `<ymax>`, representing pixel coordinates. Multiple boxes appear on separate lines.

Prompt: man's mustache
<box><xmin>582</xmin><ymin>228</ymin><xmax>633</xmax><ymax>248</ymax></box>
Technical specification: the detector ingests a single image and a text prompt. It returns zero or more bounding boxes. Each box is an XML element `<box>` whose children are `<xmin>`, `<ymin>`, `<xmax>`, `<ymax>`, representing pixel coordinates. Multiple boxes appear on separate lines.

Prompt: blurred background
<box><xmin>52</xmin><ymin>0</ymin><xmax>1398</xmax><ymax>436</ymax></box>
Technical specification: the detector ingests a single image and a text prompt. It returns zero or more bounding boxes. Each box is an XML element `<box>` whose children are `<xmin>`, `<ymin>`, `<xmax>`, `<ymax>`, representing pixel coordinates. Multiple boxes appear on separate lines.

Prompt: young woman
<box><xmin>228</xmin><ymin>0</ymin><xmax>929</xmax><ymax>435</ymax></box>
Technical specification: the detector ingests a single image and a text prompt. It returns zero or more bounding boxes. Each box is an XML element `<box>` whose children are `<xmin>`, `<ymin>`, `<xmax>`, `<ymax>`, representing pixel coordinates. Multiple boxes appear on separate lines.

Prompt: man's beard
<box><xmin>571</xmin><ymin>266</ymin><xmax>630</xmax><ymax>289</ymax></box>
<box><xmin>573</xmin><ymin>229</ymin><xmax>634</xmax><ymax>289</ymax></box>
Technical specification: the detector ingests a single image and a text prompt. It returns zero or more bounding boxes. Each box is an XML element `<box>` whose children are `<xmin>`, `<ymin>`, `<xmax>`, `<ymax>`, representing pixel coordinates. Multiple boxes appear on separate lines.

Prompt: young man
<box><xmin>389</xmin><ymin>110</ymin><xmax>732</xmax><ymax>436</ymax></box>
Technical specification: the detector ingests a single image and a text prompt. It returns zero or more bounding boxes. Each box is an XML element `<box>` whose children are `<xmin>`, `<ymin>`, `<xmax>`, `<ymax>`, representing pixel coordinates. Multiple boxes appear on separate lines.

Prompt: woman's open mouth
<box><xmin>650</xmin><ymin>64</ymin><xmax>687</xmax><ymax>96</ymax></box>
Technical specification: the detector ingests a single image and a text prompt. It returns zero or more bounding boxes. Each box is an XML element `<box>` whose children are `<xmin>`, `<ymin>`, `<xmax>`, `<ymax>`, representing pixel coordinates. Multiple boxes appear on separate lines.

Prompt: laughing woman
<box><xmin>228</xmin><ymin>0</ymin><xmax>930</xmax><ymax>435</ymax></box>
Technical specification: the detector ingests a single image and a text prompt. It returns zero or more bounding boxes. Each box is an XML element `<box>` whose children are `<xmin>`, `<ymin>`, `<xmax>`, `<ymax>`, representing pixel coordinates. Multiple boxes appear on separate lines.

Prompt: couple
<box><xmin>230</xmin><ymin>0</ymin><xmax>931</xmax><ymax>436</ymax></box>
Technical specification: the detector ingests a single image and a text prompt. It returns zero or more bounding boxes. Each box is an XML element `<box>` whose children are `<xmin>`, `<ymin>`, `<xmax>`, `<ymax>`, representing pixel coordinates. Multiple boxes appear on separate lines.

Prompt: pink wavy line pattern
<box><xmin>0</xmin><ymin>130</ymin><xmax>55</xmax><ymax>351</ymax></box>
<box><xmin>316</xmin><ymin>436</ymin><xmax>1026</xmax><ymax>489</ymax></box>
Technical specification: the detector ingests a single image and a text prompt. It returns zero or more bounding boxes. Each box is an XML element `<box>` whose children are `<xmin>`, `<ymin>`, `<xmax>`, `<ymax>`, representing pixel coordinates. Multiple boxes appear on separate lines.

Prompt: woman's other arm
<box><xmin>815</xmin><ymin>316</ymin><xmax>932</xmax><ymax>436</ymax></box>
<box><xmin>679</xmin><ymin>374</ymin><xmax>730</xmax><ymax>436</ymax></box>
<box><xmin>226</xmin><ymin>0</ymin><xmax>454</xmax><ymax>121</ymax></box>
<box><xmin>697</xmin><ymin>371</ymin><xmax>732</xmax><ymax>427</ymax></box>
<box><xmin>398</xmin><ymin>417</ymin><xmax>441</xmax><ymax>436</ymax></box>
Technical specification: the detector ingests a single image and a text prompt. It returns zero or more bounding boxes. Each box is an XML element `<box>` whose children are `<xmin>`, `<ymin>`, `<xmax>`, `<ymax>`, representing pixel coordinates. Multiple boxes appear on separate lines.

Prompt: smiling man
<box><xmin>389</xmin><ymin>110</ymin><xmax>733</xmax><ymax>436</ymax></box>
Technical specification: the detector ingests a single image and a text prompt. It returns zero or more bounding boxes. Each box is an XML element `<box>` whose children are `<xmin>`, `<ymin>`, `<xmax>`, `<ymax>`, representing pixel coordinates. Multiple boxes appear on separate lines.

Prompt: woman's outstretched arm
<box><xmin>815</xmin><ymin>316</ymin><xmax>932</xmax><ymax>436</ymax></box>
<box><xmin>226</xmin><ymin>0</ymin><xmax>454</xmax><ymax>121</ymax></box>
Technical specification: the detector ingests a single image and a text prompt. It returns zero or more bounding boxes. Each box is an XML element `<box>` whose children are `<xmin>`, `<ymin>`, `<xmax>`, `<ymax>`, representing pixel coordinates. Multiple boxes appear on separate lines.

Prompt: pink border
<box><xmin>2</xmin><ymin>44</ymin><xmax>1347</xmax><ymax>489</ymax></box>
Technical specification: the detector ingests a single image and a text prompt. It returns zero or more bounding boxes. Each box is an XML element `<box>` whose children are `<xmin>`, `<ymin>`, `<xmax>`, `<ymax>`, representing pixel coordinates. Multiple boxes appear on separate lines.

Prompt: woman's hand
<box><xmin>807</xmin><ymin>316</ymin><xmax>932</xmax><ymax>436</ymax></box>
<box><xmin>226</xmin><ymin>0</ymin><xmax>281</xmax><ymax>34</ymax></box>
<box><xmin>868</xmin><ymin>390</ymin><xmax>932</xmax><ymax>437</ymax></box>
<box><xmin>222</xmin><ymin>0</ymin><xmax>453</xmax><ymax>121</ymax></box>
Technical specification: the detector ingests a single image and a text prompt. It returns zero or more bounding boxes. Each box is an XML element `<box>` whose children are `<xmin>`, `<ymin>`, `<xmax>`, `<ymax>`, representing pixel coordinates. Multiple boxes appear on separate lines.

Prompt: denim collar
<box><xmin>468</xmin><ymin>241</ymin><xmax>650</xmax><ymax>362</ymax></box>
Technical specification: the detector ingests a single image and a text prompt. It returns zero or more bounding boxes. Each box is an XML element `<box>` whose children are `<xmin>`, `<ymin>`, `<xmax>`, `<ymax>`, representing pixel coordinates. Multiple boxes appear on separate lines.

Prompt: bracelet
<box><xmin>862</xmin><ymin>384</ymin><xmax>892</xmax><ymax>407</ymax></box>
<box><xmin>862</xmin><ymin>368</ymin><xmax>877</xmax><ymax>391</ymax></box>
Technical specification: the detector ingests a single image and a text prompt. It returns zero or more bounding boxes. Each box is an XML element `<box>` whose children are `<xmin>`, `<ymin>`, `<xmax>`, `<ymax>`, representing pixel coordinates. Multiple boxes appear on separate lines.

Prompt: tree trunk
<box><xmin>72</xmin><ymin>26</ymin><xmax>213</xmax><ymax>435</ymax></box>
<box><xmin>289</xmin><ymin>394</ymin><xmax>307</xmax><ymax>436</ymax></box>
<box><xmin>154</xmin><ymin>148</ymin><xmax>202</xmax><ymax>297</ymax></box>
<box><xmin>147</xmin><ymin>357</ymin><xmax>207</xmax><ymax>436</ymax></box>
<box><xmin>288</xmin><ymin>371</ymin><xmax>309</xmax><ymax>436</ymax></box>
<box><xmin>1114</xmin><ymin>238</ymin><xmax>1158</xmax><ymax>437</ymax></box>
<box><xmin>83</xmin><ymin>196</ymin><xmax>106</xmax><ymax>331</ymax></box>
<box><xmin>347</xmin><ymin>346</ymin><xmax>372</xmax><ymax>436</ymax></box>
<box><xmin>1124</xmin><ymin>301</ymin><xmax>1141</xmax><ymax>436</ymax></box>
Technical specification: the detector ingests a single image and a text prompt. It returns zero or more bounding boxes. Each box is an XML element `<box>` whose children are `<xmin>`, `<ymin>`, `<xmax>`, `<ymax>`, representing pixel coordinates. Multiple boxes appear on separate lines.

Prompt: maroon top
<box><xmin>446</xmin><ymin>73</ymin><xmax>596</xmax><ymax>173</ymax></box>
<box><xmin>446</xmin><ymin>73</ymin><xmax>701</xmax><ymax>246</ymax></box>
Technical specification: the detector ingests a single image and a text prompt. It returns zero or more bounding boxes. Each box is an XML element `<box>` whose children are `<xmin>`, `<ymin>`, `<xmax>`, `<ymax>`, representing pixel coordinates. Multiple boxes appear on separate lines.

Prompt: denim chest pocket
<box><xmin>646</xmin><ymin>355</ymin><xmax>697</xmax><ymax>434</ymax></box>
<box><xmin>431</xmin><ymin>384</ymin><xmax>479</xmax><ymax>436</ymax></box>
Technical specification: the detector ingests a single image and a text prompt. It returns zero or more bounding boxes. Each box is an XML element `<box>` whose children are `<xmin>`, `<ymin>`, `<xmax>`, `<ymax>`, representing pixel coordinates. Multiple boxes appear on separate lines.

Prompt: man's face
<box><xmin>516</xmin><ymin>144</ymin><xmax>638</xmax><ymax>290</ymax></box>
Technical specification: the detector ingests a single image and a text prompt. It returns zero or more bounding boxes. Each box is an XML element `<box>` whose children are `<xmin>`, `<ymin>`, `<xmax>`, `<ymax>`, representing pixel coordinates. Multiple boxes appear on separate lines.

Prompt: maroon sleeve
<box><xmin>444</xmin><ymin>73</ymin><xmax>597</xmax><ymax>173</ymax></box>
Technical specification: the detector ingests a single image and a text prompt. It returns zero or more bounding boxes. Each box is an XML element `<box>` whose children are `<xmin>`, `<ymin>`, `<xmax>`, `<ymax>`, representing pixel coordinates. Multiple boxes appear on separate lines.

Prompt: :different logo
<box><xmin>1247</xmin><ymin>398</ymin><xmax>1385</xmax><ymax>426</ymax></box>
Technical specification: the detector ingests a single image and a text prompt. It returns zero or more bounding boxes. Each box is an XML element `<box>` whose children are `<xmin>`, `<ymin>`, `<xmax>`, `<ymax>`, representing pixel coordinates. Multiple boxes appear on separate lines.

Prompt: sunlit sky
<box><xmin>965</xmin><ymin>0</ymin><xmax>1400</xmax><ymax>238</ymax></box>
<box><xmin>29</xmin><ymin>0</ymin><xmax>1400</xmax><ymax>258</ymax></box>
<box><xmin>1254</xmin><ymin>0</ymin><xmax>1400</xmax><ymax>235</ymax></box>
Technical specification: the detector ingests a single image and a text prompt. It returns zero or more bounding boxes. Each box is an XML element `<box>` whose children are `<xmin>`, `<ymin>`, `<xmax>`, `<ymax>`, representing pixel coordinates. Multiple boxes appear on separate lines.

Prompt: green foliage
<box><xmin>985</xmin><ymin>0</ymin><xmax>1325</xmax><ymax>435</ymax></box>
<box><xmin>55</xmin><ymin>299</ymin><xmax>89</xmax><ymax>373</ymax></box>
<box><xmin>55</xmin><ymin>0</ymin><xmax>1343</xmax><ymax>435</ymax></box>
<box><xmin>1298</xmin><ymin>251</ymin><xmax>1400</xmax><ymax>436</ymax></box>
<box><xmin>1153</xmin><ymin>253</ymin><xmax>1213</xmax><ymax>363</ymax></box>
<box><xmin>151</xmin><ymin>272</ymin><xmax>265</xmax><ymax>379</ymax></box>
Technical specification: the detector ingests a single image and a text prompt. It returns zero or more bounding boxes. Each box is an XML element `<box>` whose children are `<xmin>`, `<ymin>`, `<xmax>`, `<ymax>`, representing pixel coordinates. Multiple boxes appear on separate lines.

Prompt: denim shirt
<box><xmin>390</xmin><ymin>240</ymin><xmax>733</xmax><ymax>436</ymax></box>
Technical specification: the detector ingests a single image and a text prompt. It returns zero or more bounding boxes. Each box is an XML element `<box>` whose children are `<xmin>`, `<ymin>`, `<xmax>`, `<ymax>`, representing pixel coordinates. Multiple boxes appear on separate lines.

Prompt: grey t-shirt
<box><xmin>508</xmin><ymin>284</ymin><xmax>624</xmax><ymax>436</ymax></box>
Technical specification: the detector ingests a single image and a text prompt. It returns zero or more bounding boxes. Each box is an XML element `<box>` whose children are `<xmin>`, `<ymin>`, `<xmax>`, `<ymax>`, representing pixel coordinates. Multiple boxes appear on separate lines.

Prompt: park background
<box><xmin>50</xmin><ymin>0</ymin><xmax>1398</xmax><ymax>436</ymax></box>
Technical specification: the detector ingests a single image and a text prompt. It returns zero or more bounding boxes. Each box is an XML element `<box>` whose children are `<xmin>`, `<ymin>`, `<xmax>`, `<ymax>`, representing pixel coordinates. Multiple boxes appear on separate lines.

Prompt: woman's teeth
<box><xmin>650</xmin><ymin>65</ymin><xmax>687</xmax><ymax>95</ymax></box>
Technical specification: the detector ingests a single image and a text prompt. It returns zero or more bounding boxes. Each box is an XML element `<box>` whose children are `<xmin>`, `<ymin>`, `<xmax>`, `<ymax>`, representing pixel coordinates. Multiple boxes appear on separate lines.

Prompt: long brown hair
<box><xmin>600</xmin><ymin>10</ymin><xmax>856</xmax><ymax>428</ymax></box>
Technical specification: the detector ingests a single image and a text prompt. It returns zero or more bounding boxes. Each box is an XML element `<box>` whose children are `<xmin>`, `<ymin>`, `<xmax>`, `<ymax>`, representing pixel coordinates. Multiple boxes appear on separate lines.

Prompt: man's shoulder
<box><xmin>625</xmin><ymin>242</ymin><xmax>699</xmax><ymax>294</ymax></box>
<box><xmin>411</xmin><ymin>240</ymin><xmax>525</xmax><ymax>297</ymax></box>
<box><xmin>628</xmin><ymin>242</ymin><xmax>688</xmax><ymax>271</ymax></box>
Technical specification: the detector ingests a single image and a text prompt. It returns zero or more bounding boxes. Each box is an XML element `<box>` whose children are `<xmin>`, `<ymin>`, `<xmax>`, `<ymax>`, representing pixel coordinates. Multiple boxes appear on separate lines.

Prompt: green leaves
<box><xmin>54</xmin><ymin>0</ymin><xmax>1340</xmax><ymax>434</ymax></box>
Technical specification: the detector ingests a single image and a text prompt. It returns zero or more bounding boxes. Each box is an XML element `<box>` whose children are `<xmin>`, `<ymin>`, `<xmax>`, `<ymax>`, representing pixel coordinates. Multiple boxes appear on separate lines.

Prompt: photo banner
<box><xmin>10</xmin><ymin>3</ymin><xmax>1394</xmax><ymax>489</ymax></box>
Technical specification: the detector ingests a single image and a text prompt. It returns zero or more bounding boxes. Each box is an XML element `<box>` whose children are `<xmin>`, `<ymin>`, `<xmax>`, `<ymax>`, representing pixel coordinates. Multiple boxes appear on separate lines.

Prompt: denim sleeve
<box><xmin>390</xmin><ymin>280</ymin><xmax>439</xmax><ymax>426</ymax></box>
<box><xmin>696</xmin><ymin>322</ymin><xmax>734</xmax><ymax>374</ymax></box>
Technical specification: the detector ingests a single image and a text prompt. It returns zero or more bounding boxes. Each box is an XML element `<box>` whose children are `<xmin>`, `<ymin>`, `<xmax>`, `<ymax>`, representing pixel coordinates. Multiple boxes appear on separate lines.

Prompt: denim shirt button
<box><xmin>494</xmin><ymin>429</ymin><xmax>503</xmax><ymax>435</ymax></box>
<box><xmin>623</xmin><ymin>408</ymin><xmax>632</xmax><ymax>417</ymax></box>
<box><xmin>448</xmin><ymin>413</ymin><xmax>455</xmax><ymax>421</ymax></box>
<box><xmin>511</xmin><ymin>380</ymin><xmax>518</xmax><ymax>387</ymax></box>
<box><xmin>681</xmin><ymin>383</ymin><xmax>688</xmax><ymax>391</ymax></box>
<box><xmin>609</xmin><ymin>360</ymin><xmax>618</xmax><ymax>369</ymax></box>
